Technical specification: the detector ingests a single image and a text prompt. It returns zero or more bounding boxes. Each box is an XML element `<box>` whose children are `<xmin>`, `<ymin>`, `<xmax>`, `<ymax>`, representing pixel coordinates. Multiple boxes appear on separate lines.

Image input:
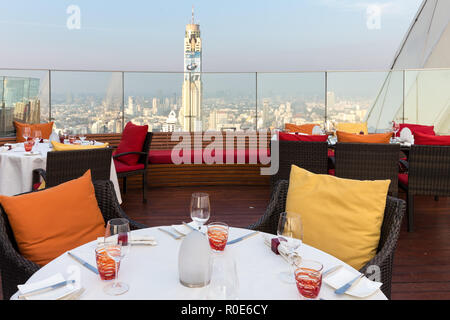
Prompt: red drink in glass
<box><xmin>118</xmin><ymin>232</ymin><xmax>128</xmax><ymax>246</ymax></box>
<box><xmin>295</xmin><ymin>269</ymin><xmax>322</xmax><ymax>299</ymax></box>
<box><xmin>95</xmin><ymin>245</ymin><xmax>120</xmax><ymax>281</ymax></box>
<box><xmin>24</xmin><ymin>141</ymin><xmax>33</xmax><ymax>152</ymax></box>
<box><xmin>207</xmin><ymin>223</ymin><xmax>229</xmax><ymax>252</ymax></box>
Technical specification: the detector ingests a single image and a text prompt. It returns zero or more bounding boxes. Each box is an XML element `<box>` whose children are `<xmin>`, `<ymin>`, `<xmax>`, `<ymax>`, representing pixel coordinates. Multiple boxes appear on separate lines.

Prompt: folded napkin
<box><xmin>0</xmin><ymin>146</ymin><xmax>8</xmax><ymax>152</ymax></box>
<box><xmin>399</xmin><ymin>127</ymin><xmax>414</xmax><ymax>144</ymax></box>
<box><xmin>97</xmin><ymin>235</ymin><xmax>157</xmax><ymax>246</ymax></box>
<box><xmin>262</xmin><ymin>234</ymin><xmax>301</xmax><ymax>265</ymax></box>
<box><xmin>323</xmin><ymin>267</ymin><xmax>382</xmax><ymax>298</ymax></box>
<box><xmin>18</xmin><ymin>273</ymin><xmax>80</xmax><ymax>300</ymax></box>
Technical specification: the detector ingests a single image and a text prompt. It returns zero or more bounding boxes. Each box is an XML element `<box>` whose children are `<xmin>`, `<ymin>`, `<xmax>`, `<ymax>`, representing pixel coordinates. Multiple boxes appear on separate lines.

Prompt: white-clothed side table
<box><xmin>0</xmin><ymin>142</ymin><xmax>122</xmax><ymax>203</ymax></box>
<box><xmin>10</xmin><ymin>227</ymin><xmax>387</xmax><ymax>300</ymax></box>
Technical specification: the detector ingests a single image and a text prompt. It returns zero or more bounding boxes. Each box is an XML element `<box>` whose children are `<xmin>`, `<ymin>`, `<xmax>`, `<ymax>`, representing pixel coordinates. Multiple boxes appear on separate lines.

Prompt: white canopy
<box><xmin>367</xmin><ymin>0</ymin><xmax>450</xmax><ymax>134</ymax></box>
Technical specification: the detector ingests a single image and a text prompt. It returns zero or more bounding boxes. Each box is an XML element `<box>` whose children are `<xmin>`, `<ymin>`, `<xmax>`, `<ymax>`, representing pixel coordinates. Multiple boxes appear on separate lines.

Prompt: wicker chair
<box><xmin>113</xmin><ymin>132</ymin><xmax>153</xmax><ymax>203</ymax></box>
<box><xmin>270</xmin><ymin>141</ymin><xmax>328</xmax><ymax>189</ymax></box>
<box><xmin>335</xmin><ymin>143</ymin><xmax>400</xmax><ymax>197</ymax></box>
<box><xmin>398</xmin><ymin>145</ymin><xmax>450</xmax><ymax>232</ymax></box>
<box><xmin>248</xmin><ymin>180</ymin><xmax>406</xmax><ymax>299</ymax></box>
<box><xmin>0</xmin><ymin>180</ymin><xmax>147</xmax><ymax>300</ymax></box>
<box><xmin>32</xmin><ymin>148</ymin><xmax>113</xmax><ymax>189</ymax></box>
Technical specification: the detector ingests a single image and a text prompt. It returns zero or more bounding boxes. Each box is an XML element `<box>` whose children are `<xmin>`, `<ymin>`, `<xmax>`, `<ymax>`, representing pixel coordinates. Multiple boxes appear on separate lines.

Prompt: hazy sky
<box><xmin>0</xmin><ymin>0</ymin><xmax>423</xmax><ymax>72</ymax></box>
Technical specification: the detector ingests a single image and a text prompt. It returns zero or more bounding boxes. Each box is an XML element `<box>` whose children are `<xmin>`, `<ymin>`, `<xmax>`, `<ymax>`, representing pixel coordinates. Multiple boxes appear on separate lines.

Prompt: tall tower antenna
<box><xmin>191</xmin><ymin>5</ymin><xmax>194</xmax><ymax>24</ymax></box>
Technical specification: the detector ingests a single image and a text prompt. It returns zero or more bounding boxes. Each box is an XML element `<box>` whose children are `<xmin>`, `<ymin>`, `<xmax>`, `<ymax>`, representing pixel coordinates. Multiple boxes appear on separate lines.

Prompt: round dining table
<box><xmin>0</xmin><ymin>141</ymin><xmax>122</xmax><ymax>203</ymax></box>
<box><xmin>11</xmin><ymin>226</ymin><xmax>387</xmax><ymax>300</ymax></box>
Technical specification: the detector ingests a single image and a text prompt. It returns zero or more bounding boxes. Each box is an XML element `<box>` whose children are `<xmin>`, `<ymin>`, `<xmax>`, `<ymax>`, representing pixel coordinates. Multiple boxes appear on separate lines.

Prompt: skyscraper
<box><xmin>180</xmin><ymin>6</ymin><xmax>202</xmax><ymax>131</ymax></box>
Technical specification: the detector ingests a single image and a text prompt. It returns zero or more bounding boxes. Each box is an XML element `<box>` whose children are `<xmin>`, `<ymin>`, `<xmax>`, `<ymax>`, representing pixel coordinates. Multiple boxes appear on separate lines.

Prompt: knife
<box><xmin>227</xmin><ymin>231</ymin><xmax>259</xmax><ymax>245</ymax></box>
<box><xmin>67</xmin><ymin>252</ymin><xmax>99</xmax><ymax>274</ymax></box>
<box><xmin>334</xmin><ymin>273</ymin><xmax>364</xmax><ymax>295</ymax></box>
<box><xmin>18</xmin><ymin>279</ymin><xmax>76</xmax><ymax>299</ymax></box>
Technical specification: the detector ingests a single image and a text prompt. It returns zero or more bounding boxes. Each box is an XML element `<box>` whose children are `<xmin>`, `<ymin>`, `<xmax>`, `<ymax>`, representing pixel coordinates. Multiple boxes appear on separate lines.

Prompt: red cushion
<box><xmin>397</xmin><ymin>124</ymin><xmax>435</xmax><ymax>137</ymax></box>
<box><xmin>328</xmin><ymin>149</ymin><xmax>335</xmax><ymax>157</ymax></box>
<box><xmin>328</xmin><ymin>169</ymin><xmax>335</xmax><ymax>176</ymax></box>
<box><xmin>398</xmin><ymin>173</ymin><xmax>408</xmax><ymax>186</ymax></box>
<box><xmin>149</xmin><ymin>150</ymin><xmax>173</xmax><ymax>164</ymax></box>
<box><xmin>149</xmin><ymin>149</ymin><xmax>271</xmax><ymax>164</ymax></box>
<box><xmin>115</xmin><ymin>122</ymin><xmax>148</xmax><ymax>165</ymax></box>
<box><xmin>279</xmin><ymin>132</ymin><xmax>328</xmax><ymax>142</ymax></box>
<box><xmin>414</xmin><ymin>132</ymin><xmax>450</xmax><ymax>146</ymax></box>
<box><xmin>114</xmin><ymin>159</ymin><xmax>145</xmax><ymax>173</ymax></box>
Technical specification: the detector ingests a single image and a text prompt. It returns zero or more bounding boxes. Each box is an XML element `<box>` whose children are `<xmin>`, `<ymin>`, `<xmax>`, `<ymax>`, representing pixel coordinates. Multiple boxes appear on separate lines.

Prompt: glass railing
<box><xmin>1</xmin><ymin>68</ymin><xmax>449</xmax><ymax>137</ymax></box>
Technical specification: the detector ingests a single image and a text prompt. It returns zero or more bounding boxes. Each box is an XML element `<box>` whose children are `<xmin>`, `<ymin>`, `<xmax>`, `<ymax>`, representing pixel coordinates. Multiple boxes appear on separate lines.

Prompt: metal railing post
<box><xmin>324</xmin><ymin>71</ymin><xmax>328</xmax><ymax>127</ymax></box>
<box><xmin>255</xmin><ymin>72</ymin><xmax>258</xmax><ymax>130</ymax></box>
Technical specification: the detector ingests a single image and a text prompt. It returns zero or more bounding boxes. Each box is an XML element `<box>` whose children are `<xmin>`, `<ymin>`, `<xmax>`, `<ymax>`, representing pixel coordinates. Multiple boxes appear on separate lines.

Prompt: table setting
<box><xmin>0</xmin><ymin>135</ymin><xmax>122</xmax><ymax>202</ymax></box>
<box><xmin>10</xmin><ymin>193</ymin><xmax>386</xmax><ymax>301</ymax></box>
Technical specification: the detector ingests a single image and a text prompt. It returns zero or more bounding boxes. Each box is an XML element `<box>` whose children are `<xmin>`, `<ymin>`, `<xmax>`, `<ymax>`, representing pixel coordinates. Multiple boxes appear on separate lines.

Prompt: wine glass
<box><xmin>103</xmin><ymin>218</ymin><xmax>131</xmax><ymax>295</ymax></box>
<box><xmin>190</xmin><ymin>193</ymin><xmax>210</xmax><ymax>231</ymax></box>
<box><xmin>277</xmin><ymin>212</ymin><xmax>303</xmax><ymax>283</ymax></box>
<box><xmin>34</xmin><ymin>130</ymin><xmax>42</xmax><ymax>143</ymax></box>
<box><xmin>392</xmin><ymin>121</ymin><xmax>400</xmax><ymax>137</ymax></box>
<box><xmin>23</xmin><ymin>126</ymin><xmax>31</xmax><ymax>141</ymax></box>
<box><xmin>79</xmin><ymin>133</ymin><xmax>86</xmax><ymax>144</ymax></box>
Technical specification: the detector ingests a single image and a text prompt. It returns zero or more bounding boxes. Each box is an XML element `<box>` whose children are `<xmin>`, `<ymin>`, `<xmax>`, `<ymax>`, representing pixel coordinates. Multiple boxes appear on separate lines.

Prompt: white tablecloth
<box><xmin>10</xmin><ymin>227</ymin><xmax>386</xmax><ymax>300</ymax></box>
<box><xmin>0</xmin><ymin>142</ymin><xmax>122</xmax><ymax>203</ymax></box>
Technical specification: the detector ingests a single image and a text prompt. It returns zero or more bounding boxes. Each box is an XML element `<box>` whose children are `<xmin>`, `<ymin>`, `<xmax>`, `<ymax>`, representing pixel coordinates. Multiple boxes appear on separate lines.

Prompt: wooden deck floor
<box><xmin>121</xmin><ymin>185</ymin><xmax>450</xmax><ymax>300</ymax></box>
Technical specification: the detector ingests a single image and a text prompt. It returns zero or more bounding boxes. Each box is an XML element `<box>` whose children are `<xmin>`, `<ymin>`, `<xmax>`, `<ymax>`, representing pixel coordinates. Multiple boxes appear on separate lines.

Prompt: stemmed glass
<box><xmin>103</xmin><ymin>218</ymin><xmax>131</xmax><ymax>295</ymax></box>
<box><xmin>392</xmin><ymin>121</ymin><xmax>400</xmax><ymax>137</ymax></box>
<box><xmin>23</xmin><ymin>126</ymin><xmax>31</xmax><ymax>141</ymax></box>
<box><xmin>190</xmin><ymin>193</ymin><xmax>210</xmax><ymax>231</ymax></box>
<box><xmin>277</xmin><ymin>212</ymin><xmax>303</xmax><ymax>283</ymax></box>
<box><xmin>79</xmin><ymin>133</ymin><xmax>86</xmax><ymax>144</ymax></box>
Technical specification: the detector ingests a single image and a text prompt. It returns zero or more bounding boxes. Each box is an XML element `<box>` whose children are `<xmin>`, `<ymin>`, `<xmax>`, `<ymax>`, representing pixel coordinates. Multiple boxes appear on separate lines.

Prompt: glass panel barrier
<box><xmin>404</xmin><ymin>69</ymin><xmax>450</xmax><ymax>135</ymax></box>
<box><xmin>257</xmin><ymin>72</ymin><xmax>325</xmax><ymax>130</ymax></box>
<box><xmin>123</xmin><ymin>72</ymin><xmax>184</xmax><ymax>132</ymax></box>
<box><xmin>50</xmin><ymin>71</ymin><xmax>123</xmax><ymax>135</ymax></box>
<box><xmin>201</xmin><ymin>73</ymin><xmax>256</xmax><ymax>131</ymax></box>
<box><xmin>0</xmin><ymin>69</ymin><xmax>50</xmax><ymax>137</ymax></box>
<box><xmin>365</xmin><ymin>70</ymin><xmax>404</xmax><ymax>133</ymax></box>
<box><xmin>327</xmin><ymin>71</ymin><xmax>392</xmax><ymax>133</ymax></box>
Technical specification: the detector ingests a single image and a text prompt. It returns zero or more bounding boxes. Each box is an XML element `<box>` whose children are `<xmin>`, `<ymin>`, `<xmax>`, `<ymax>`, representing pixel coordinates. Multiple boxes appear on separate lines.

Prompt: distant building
<box><xmin>180</xmin><ymin>6</ymin><xmax>202</xmax><ymax>131</ymax></box>
<box><xmin>163</xmin><ymin>110</ymin><xmax>179</xmax><ymax>132</ymax></box>
<box><xmin>0</xmin><ymin>76</ymin><xmax>40</xmax><ymax>135</ymax></box>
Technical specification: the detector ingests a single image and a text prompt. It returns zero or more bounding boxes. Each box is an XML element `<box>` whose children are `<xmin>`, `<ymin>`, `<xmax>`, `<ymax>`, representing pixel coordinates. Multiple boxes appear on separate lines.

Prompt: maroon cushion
<box><xmin>328</xmin><ymin>169</ymin><xmax>335</xmax><ymax>176</ymax></box>
<box><xmin>398</xmin><ymin>173</ymin><xmax>408</xmax><ymax>186</ymax></box>
<box><xmin>397</xmin><ymin>123</ymin><xmax>435</xmax><ymax>137</ymax></box>
<box><xmin>414</xmin><ymin>132</ymin><xmax>450</xmax><ymax>146</ymax></box>
<box><xmin>115</xmin><ymin>122</ymin><xmax>148</xmax><ymax>165</ymax></box>
<box><xmin>279</xmin><ymin>132</ymin><xmax>328</xmax><ymax>142</ymax></box>
<box><xmin>114</xmin><ymin>159</ymin><xmax>145</xmax><ymax>173</ymax></box>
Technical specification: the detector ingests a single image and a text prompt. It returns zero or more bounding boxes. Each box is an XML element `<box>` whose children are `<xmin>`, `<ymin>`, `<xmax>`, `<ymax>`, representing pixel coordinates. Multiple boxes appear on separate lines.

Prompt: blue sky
<box><xmin>0</xmin><ymin>0</ymin><xmax>423</xmax><ymax>71</ymax></box>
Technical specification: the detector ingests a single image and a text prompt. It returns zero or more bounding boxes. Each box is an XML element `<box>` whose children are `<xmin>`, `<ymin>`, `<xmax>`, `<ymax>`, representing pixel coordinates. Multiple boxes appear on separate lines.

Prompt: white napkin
<box><xmin>17</xmin><ymin>273</ymin><xmax>79</xmax><ymax>300</ymax></box>
<box><xmin>0</xmin><ymin>146</ymin><xmax>8</xmax><ymax>152</ymax></box>
<box><xmin>323</xmin><ymin>267</ymin><xmax>382</xmax><ymax>298</ymax></box>
<box><xmin>399</xmin><ymin>127</ymin><xmax>414</xmax><ymax>144</ymax></box>
<box><xmin>97</xmin><ymin>235</ymin><xmax>157</xmax><ymax>246</ymax></box>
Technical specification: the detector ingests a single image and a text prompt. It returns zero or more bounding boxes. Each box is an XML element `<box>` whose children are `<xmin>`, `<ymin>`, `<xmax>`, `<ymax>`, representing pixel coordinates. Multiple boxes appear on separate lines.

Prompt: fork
<box><xmin>158</xmin><ymin>227</ymin><xmax>183</xmax><ymax>240</ymax></box>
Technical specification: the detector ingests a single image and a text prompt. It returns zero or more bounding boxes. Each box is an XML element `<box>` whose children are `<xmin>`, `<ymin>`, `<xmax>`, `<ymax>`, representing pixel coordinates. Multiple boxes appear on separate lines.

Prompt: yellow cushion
<box><xmin>286</xmin><ymin>165</ymin><xmax>390</xmax><ymax>270</ymax></box>
<box><xmin>336</xmin><ymin>122</ymin><xmax>368</xmax><ymax>135</ymax></box>
<box><xmin>51</xmin><ymin>141</ymin><xmax>109</xmax><ymax>151</ymax></box>
<box><xmin>0</xmin><ymin>170</ymin><xmax>106</xmax><ymax>266</ymax></box>
<box><xmin>336</xmin><ymin>131</ymin><xmax>392</xmax><ymax>144</ymax></box>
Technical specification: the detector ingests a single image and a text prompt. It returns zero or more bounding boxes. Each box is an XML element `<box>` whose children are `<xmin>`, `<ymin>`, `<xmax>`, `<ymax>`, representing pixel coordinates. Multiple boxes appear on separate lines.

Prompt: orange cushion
<box><xmin>336</xmin><ymin>131</ymin><xmax>392</xmax><ymax>144</ymax></box>
<box><xmin>285</xmin><ymin>123</ymin><xmax>319</xmax><ymax>135</ymax></box>
<box><xmin>14</xmin><ymin>121</ymin><xmax>54</xmax><ymax>143</ymax></box>
<box><xmin>0</xmin><ymin>170</ymin><xmax>105</xmax><ymax>266</ymax></box>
